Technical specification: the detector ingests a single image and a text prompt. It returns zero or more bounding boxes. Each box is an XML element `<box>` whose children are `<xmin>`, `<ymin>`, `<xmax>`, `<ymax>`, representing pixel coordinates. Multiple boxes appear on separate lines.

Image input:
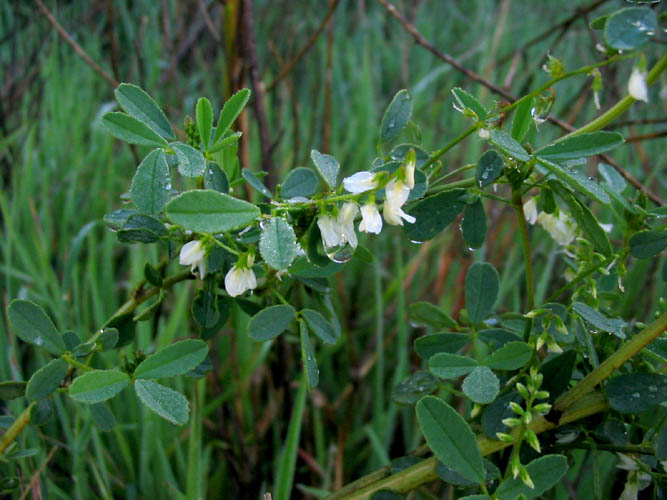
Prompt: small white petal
<box><xmin>523</xmin><ymin>198</ymin><xmax>538</xmax><ymax>225</ymax></box>
<box><xmin>224</xmin><ymin>266</ymin><xmax>257</xmax><ymax>297</ymax></box>
<box><xmin>385</xmin><ymin>179</ymin><xmax>410</xmax><ymax>209</ymax></box>
<box><xmin>317</xmin><ymin>215</ymin><xmax>340</xmax><ymax>248</ymax></box>
<box><xmin>342</xmin><ymin>171</ymin><xmax>378</xmax><ymax>193</ymax></box>
<box><xmin>359</xmin><ymin>204</ymin><xmax>383</xmax><ymax>234</ymax></box>
<box><xmin>179</xmin><ymin>240</ymin><xmax>205</xmax><ymax>266</ymax></box>
<box><xmin>337</xmin><ymin>203</ymin><xmax>359</xmax><ymax>248</ymax></box>
<box><xmin>383</xmin><ymin>203</ymin><xmax>415</xmax><ymax>226</ymax></box>
<box><xmin>478</xmin><ymin>128</ymin><xmax>490</xmax><ymax>139</ymax></box>
<box><xmin>628</xmin><ymin>68</ymin><xmax>648</xmax><ymax>102</ymax></box>
<box><xmin>404</xmin><ymin>158</ymin><xmax>416</xmax><ymax>189</ymax></box>
<box><xmin>537</xmin><ymin>211</ymin><xmax>577</xmax><ymax>246</ymax></box>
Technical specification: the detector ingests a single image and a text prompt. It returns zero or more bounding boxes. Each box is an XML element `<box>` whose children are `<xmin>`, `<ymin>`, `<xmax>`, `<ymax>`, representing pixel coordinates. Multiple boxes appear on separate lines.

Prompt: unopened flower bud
<box><xmin>520</xmin><ymin>465</ymin><xmax>535</xmax><ymax>489</ymax></box>
<box><xmin>496</xmin><ymin>432</ymin><xmax>515</xmax><ymax>443</ymax></box>
<box><xmin>525</xmin><ymin>429</ymin><xmax>541</xmax><ymax>453</ymax></box>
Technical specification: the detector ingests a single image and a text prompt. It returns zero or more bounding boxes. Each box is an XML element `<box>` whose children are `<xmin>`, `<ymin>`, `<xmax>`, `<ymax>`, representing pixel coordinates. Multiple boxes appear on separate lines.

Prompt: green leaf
<box><xmin>196</xmin><ymin>97</ymin><xmax>214</xmax><ymax>150</ymax></box>
<box><xmin>117</xmin><ymin>214</ymin><xmax>168</xmax><ymax>243</ymax></box>
<box><xmin>26</xmin><ymin>358</ymin><xmax>68</xmax><ymax>402</ymax></box>
<box><xmin>259</xmin><ymin>217</ymin><xmax>297</xmax><ymax>270</ymax></box>
<box><xmin>166</xmin><ymin>189</ymin><xmax>260</xmax><ymax>233</ymax></box>
<box><xmin>537</xmin><ymin>132</ymin><xmax>624</xmax><ymax>162</ymax></box>
<box><xmin>461</xmin><ymin>200</ymin><xmax>487</xmax><ymax>249</ymax></box>
<box><xmin>416</xmin><ymin>396</ymin><xmax>485</xmax><ymax>484</ymax></box>
<box><xmin>414</xmin><ymin>333</ymin><xmax>469</xmax><ymax>360</ymax></box>
<box><xmin>130</xmin><ymin>149</ymin><xmax>171</xmax><ymax>214</ymax></box>
<box><xmin>495</xmin><ymin>455</ymin><xmax>568</xmax><ymax>500</ymax></box>
<box><xmin>114</xmin><ymin>83</ymin><xmax>174</xmax><ymax>140</ymax></box>
<box><xmin>242</xmin><ymin>168</ymin><xmax>273</xmax><ymax>199</ymax></box>
<box><xmin>604</xmin><ymin>373</ymin><xmax>667</xmax><ymax>413</ymax></box>
<box><xmin>310</xmin><ymin>150</ymin><xmax>340</xmax><ymax>188</ymax></box>
<box><xmin>537</xmin><ymin>158</ymin><xmax>609</xmax><ymax>204</ymax></box>
<box><xmin>604</xmin><ymin>7</ymin><xmax>657</xmax><ymax>50</ymax></box>
<box><xmin>462</xmin><ymin>366</ymin><xmax>499</xmax><ymax>404</ymax></box>
<box><xmin>572</xmin><ymin>302</ymin><xmax>625</xmax><ymax>338</ymax></box>
<box><xmin>429</xmin><ymin>353</ymin><xmax>479</xmax><ymax>379</ymax></box>
<box><xmin>540</xmin><ymin>350</ymin><xmax>576</xmax><ymax>399</ymax></box>
<box><xmin>452</xmin><ymin>87</ymin><xmax>486</xmax><ymax>120</ymax></box>
<box><xmin>172</xmin><ymin>142</ymin><xmax>206</xmax><ymax>178</ymax></box>
<box><xmin>248</xmin><ymin>305</ymin><xmax>296</xmax><ymax>341</ymax></box>
<box><xmin>408</xmin><ymin>301</ymin><xmax>457</xmax><ymax>329</ymax></box>
<box><xmin>465</xmin><ymin>262</ymin><xmax>499</xmax><ymax>324</ymax></box>
<box><xmin>301</xmin><ymin>309</ymin><xmax>338</xmax><ymax>344</ymax></box>
<box><xmin>191</xmin><ymin>287</ymin><xmax>219</xmax><ymax>328</ymax></box>
<box><xmin>90</xmin><ymin>402</ymin><xmax>115</xmax><ymax>432</ymax></box>
<box><xmin>102</xmin><ymin>112</ymin><xmax>169</xmax><ymax>148</ymax></box>
<box><xmin>476</xmin><ymin>150</ymin><xmax>504</xmax><ymax>188</ymax></box>
<box><xmin>481</xmin><ymin>392</ymin><xmax>522</xmax><ymax>439</ymax></box>
<box><xmin>403</xmin><ymin>190</ymin><xmax>466</xmax><ymax>242</ymax></box>
<box><xmin>208</xmin><ymin>131</ymin><xmax>242</xmax><ymax>154</ymax></box>
<box><xmin>69</xmin><ymin>370</ymin><xmax>130</xmax><ymax>404</ymax></box>
<box><xmin>134</xmin><ymin>339</ymin><xmax>209</xmax><ymax>380</ymax></box>
<box><xmin>213</xmin><ymin>88</ymin><xmax>250</xmax><ymax>145</ymax></box>
<box><xmin>134</xmin><ymin>379</ymin><xmax>189</xmax><ymax>425</ymax></box>
<box><xmin>281</xmin><ymin>167</ymin><xmax>319</xmax><ymax>199</ymax></box>
<box><xmin>483</xmin><ymin>341</ymin><xmax>532</xmax><ymax>370</ymax></box>
<box><xmin>299</xmin><ymin>320</ymin><xmax>319</xmax><ymax>389</ymax></box>
<box><xmin>489</xmin><ymin>130</ymin><xmax>530</xmax><ymax>162</ymax></box>
<box><xmin>550</xmin><ymin>181</ymin><xmax>612</xmax><ymax>255</ymax></box>
<box><xmin>8</xmin><ymin>300</ymin><xmax>66</xmax><ymax>356</ymax></box>
<box><xmin>511</xmin><ymin>97</ymin><xmax>533</xmax><ymax>143</ymax></box>
<box><xmin>392</xmin><ymin>370</ymin><xmax>439</xmax><ymax>406</ymax></box>
<box><xmin>478</xmin><ymin>328</ymin><xmax>521</xmax><ymax>349</ymax></box>
<box><xmin>0</xmin><ymin>381</ymin><xmax>26</xmax><ymax>400</ymax></box>
<box><xmin>380</xmin><ymin>89</ymin><xmax>413</xmax><ymax>143</ymax></box>
<box><xmin>629</xmin><ymin>230</ymin><xmax>667</xmax><ymax>259</ymax></box>
<box><xmin>204</xmin><ymin>162</ymin><xmax>229</xmax><ymax>193</ymax></box>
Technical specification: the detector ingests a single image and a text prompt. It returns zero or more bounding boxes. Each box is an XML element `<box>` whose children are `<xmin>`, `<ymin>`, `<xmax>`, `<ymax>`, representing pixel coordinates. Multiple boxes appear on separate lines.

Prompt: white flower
<box><xmin>523</xmin><ymin>198</ymin><xmax>538</xmax><ymax>225</ymax></box>
<box><xmin>343</xmin><ymin>171</ymin><xmax>378</xmax><ymax>194</ymax></box>
<box><xmin>224</xmin><ymin>254</ymin><xmax>257</xmax><ymax>297</ymax></box>
<box><xmin>317</xmin><ymin>214</ymin><xmax>341</xmax><ymax>249</ymax></box>
<box><xmin>359</xmin><ymin>203</ymin><xmax>383</xmax><ymax>234</ymax></box>
<box><xmin>337</xmin><ymin>202</ymin><xmax>359</xmax><ymax>248</ymax></box>
<box><xmin>594</xmin><ymin>91</ymin><xmax>601</xmax><ymax>110</ymax></box>
<box><xmin>628</xmin><ymin>68</ymin><xmax>648</xmax><ymax>102</ymax></box>
<box><xmin>478</xmin><ymin>128</ymin><xmax>490</xmax><ymax>139</ymax></box>
<box><xmin>404</xmin><ymin>156</ymin><xmax>416</xmax><ymax>189</ymax></box>
<box><xmin>179</xmin><ymin>240</ymin><xmax>207</xmax><ymax>279</ymax></box>
<box><xmin>537</xmin><ymin>211</ymin><xmax>577</xmax><ymax>246</ymax></box>
<box><xmin>383</xmin><ymin>179</ymin><xmax>415</xmax><ymax>226</ymax></box>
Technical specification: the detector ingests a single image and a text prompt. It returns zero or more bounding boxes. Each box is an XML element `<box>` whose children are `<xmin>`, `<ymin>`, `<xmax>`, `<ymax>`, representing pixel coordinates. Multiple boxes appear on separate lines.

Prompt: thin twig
<box><xmin>607</xmin><ymin>117</ymin><xmax>667</xmax><ymax>129</ymax></box>
<box><xmin>265</xmin><ymin>0</ymin><xmax>341</xmax><ymax>92</ymax></box>
<box><xmin>35</xmin><ymin>0</ymin><xmax>118</xmax><ymax>87</ymax></box>
<box><xmin>496</xmin><ymin>0</ymin><xmax>610</xmax><ymax>67</ymax></box>
<box><xmin>625</xmin><ymin>130</ymin><xmax>667</xmax><ymax>143</ymax></box>
<box><xmin>241</xmin><ymin>0</ymin><xmax>275</xmax><ymax>187</ymax></box>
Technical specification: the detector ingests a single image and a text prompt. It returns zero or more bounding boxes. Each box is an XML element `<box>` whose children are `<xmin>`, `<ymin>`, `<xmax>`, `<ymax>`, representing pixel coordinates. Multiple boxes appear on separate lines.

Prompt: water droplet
<box><xmin>259</xmin><ymin>220</ymin><xmax>269</xmax><ymax>230</ymax></box>
<box><xmin>34</xmin><ymin>336</ymin><xmax>43</xmax><ymax>346</ymax></box>
<box><xmin>388</xmin><ymin>119</ymin><xmax>396</xmax><ymax>129</ymax></box>
<box><xmin>324</xmin><ymin>241</ymin><xmax>353</xmax><ymax>263</ymax></box>
<box><xmin>409</xmin><ymin>240</ymin><xmax>424</xmax><ymax>245</ymax></box>
<box><xmin>632</xmin><ymin>392</ymin><xmax>640</xmax><ymax>398</ymax></box>
<box><xmin>648</xmin><ymin>385</ymin><xmax>657</xmax><ymax>393</ymax></box>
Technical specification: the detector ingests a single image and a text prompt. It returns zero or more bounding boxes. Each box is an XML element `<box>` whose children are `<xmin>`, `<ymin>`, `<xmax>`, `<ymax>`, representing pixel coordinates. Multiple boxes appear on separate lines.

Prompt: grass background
<box><xmin>1</xmin><ymin>0</ymin><xmax>665</xmax><ymax>498</ymax></box>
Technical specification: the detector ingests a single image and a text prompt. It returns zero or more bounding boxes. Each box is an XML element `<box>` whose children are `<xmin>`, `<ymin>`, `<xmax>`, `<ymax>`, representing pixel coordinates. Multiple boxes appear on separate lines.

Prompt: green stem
<box><xmin>0</xmin><ymin>402</ymin><xmax>35</xmax><ymax>454</ymax></box>
<box><xmin>63</xmin><ymin>354</ymin><xmax>93</xmax><ymax>372</ymax></box>
<box><xmin>542</xmin><ymin>254</ymin><xmax>616</xmax><ymax>304</ymax></box>
<box><xmin>326</xmin><ymin>392</ymin><xmax>608</xmax><ymax>499</ymax></box>
<box><xmin>426</xmin><ymin>177</ymin><xmax>476</xmax><ymax>195</ymax></box>
<box><xmin>103</xmin><ymin>268</ymin><xmax>193</xmax><ymax>327</ymax></box>
<box><xmin>554</xmin><ymin>311</ymin><xmax>667</xmax><ymax>412</ymax></box>
<box><xmin>553</xmin><ymin>442</ymin><xmax>654</xmax><ymax>455</ymax></box>
<box><xmin>512</xmin><ymin>189</ymin><xmax>534</xmax><ymax>311</ymax></box>
<box><xmin>422</xmin><ymin>125</ymin><xmax>476</xmax><ymax>170</ymax></box>
<box><xmin>558</xmin><ymin>53</ymin><xmax>667</xmax><ymax>138</ymax></box>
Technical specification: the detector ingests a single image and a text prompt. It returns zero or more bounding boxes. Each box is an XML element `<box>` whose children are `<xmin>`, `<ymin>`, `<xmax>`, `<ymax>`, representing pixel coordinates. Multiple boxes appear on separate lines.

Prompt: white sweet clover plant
<box><xmin>1</xmin><ymin>5</ymin><xmax>666</xmax><ymax>499</ymax></box>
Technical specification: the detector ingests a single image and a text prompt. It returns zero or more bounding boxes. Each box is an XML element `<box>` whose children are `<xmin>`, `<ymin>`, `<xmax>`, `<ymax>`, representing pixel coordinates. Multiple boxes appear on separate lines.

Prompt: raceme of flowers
<box><xmin>523</xmin><ymin>197</ymin><xmax>578</xmax><ymax>246</ymax></box>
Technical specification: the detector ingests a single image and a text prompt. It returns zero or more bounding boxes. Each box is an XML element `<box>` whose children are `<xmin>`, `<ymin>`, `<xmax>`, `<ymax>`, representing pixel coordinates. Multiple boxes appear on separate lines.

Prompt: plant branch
<box><xmin>326</xmin><ymin>392</ymin><xmax>608</xmax><ymax>499</ymax></box>
<box><xmin>35</xmin><ymin>0</ymin><xmax>119</xmax><ymax>88</ymax></box>
<box><xmin>554</xmin><ymin>311</ymin><xmax>667</xmax><ymax>412</ymax></box>
<box><xmin>0</xmin><ymin>403</ymin><xmax>35</xmax><ymax>454</ymax></box>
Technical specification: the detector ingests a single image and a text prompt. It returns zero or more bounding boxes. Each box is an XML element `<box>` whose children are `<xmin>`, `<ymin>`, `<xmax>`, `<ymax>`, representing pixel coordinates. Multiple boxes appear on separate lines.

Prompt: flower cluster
<box><xmin>180</xmin><ymin>241</ymin><xmax>257</xmax><ymax>297</ymax></box>
<box><xmin>523</xmin><ymin>198</ymin><xmax>577</xmax><ymax>246</ymax></box>
<box><xmin>317</xmin><ymin>155</ymin><xmax>417</xmax><ymax>250</ymax></box>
